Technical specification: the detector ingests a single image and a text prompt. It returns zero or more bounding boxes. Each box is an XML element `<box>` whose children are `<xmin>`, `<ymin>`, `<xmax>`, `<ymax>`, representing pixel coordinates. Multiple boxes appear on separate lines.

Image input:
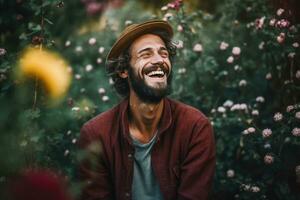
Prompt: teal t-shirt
<box><xmin>131</xmin><ymin>134</ymin><xmax>164</xmax><ymax>200</ymax></box>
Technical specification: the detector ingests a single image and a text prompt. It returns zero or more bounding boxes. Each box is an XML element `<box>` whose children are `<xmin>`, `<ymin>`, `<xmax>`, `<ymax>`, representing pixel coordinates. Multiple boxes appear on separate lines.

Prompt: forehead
<box><xmin>129</xmin><ymin>34</ymin><xmax>166</xmax><ymax>54</ymax></box>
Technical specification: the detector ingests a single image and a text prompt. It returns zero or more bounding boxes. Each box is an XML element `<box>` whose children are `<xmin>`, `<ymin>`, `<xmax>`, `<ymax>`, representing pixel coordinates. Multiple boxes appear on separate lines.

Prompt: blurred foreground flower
<box><xmin>9</xmin><ymin>169</ymin><xmax>72</xmax><ymax>200</ymax></box>
<box><xmin>18</xmin><ymin>48</ymin><xmax>71</xmax><ymax>100</ymax></box>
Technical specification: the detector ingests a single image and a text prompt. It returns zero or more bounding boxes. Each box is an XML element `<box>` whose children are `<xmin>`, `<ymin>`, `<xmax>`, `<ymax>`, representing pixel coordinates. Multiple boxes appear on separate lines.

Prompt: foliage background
<box><xmin>0</xmin><ymin>0</ymin><xmax>299</xmax><ymax>199</ymax></box>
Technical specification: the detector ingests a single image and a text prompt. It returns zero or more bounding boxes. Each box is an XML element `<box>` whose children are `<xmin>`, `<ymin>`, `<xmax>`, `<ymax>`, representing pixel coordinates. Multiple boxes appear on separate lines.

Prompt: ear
<box><xmin>118</xmin><ymin>70</ymin><xmax>128</xmax><ymax>78</ymax></box>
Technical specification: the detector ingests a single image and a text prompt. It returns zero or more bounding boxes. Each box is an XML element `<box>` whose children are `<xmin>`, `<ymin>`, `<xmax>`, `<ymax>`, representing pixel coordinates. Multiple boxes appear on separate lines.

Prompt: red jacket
<box><xmin>79</xmin><ymin>98</ymin><xmax>216</xmax><ymax>200</ymax></box>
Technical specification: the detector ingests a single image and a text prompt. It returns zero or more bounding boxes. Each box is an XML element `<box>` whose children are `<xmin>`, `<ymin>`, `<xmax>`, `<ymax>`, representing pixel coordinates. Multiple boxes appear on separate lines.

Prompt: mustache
<box><xmin>142</xmin><ymin>64</ymin><xmax>170</xmax><ymax>76</ymax></box>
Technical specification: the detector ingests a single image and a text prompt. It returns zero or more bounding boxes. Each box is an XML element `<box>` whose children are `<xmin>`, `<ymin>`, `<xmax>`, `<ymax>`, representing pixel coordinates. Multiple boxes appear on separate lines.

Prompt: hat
<box><xmin>106</xmin><ymin>20</ymin><xmax>173</xmax><ymax>61</ymax></box>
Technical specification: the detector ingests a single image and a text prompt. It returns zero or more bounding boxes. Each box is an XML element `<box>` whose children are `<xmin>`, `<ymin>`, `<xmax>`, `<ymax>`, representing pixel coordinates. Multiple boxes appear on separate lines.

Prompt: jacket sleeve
<box><xmin>177</xmin><ymin>118</ymin><xmax>216</xmax><ymax>200</ymax></box>
<box><xmin>78</xmin><ymin>123</ymin><xmax>114</xmax><ymax>200</ymax></box>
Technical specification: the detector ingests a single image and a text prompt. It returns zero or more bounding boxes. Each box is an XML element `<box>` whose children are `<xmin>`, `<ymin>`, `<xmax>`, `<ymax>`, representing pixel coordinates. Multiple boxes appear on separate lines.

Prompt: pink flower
<box><xmin>177</xmin><ymin>25</ymin><xmax>183</xmax><ymax>32</ymax></box>
<box><xmin>167</xmin><ymin>0</ymin><xmax>183</xmax><ymax>11</ymax></box>
<box><xmin>193</xmin><ymin>43</ymin><xmax>203</xmax><ymax>53</ymax></box>
<box><xmin>264</xmin><ymin>154</ymin><xmax>274</xmax><ymax>164</ymax></box>
<box><xmin>292</xmin><ymin>128</ymin><xmax>300</xmax><ymax>136</ymax></box>
<box><xmin>251</xmin><ymin>186</ymin><xmax>260</xmax><ymax>193</ymax></box>
<box><xmin>262</xmin><ymin>128</ymin><xmax>272</xmax><ymax>138</ymax></box>
<box><xmin>273</xmin><ymin>112</ymin><xmax>283</xmax><ymax>121</ymax></box>
<box><xmin>232</xmin><ymin>47</ymin><xmax>241</xmax><ymax>56</ymax></box>
<box><xmin>227</xmin><ymin>56</ymin><xmax>234</xmax><ymax>63</ymax></box>
<box><xmin>266</xmin><ymin>73</ymin><xmax>272</xmax><ymax>80</ymax></box>
<box><xmin>295</xmin><ymin>112</ymin><xmax>300</xmax><ymax>119</ymax></box>
<box><xmin>86</xmin><ymin>2</ymin><xmax>103</xmax><ymax>16</ymax></box>
<box><xmin>220</xmin><ymin>42</ymin><xmax>229</xmax><ymax>50</ymax></box>
<box><xmin>277</xmin><ymin>32</ymin><xmax>285</xmax><ymax>44</ymax></box>
<box><xmin>276</xmin><ymin>19</ymin><xmax>290</xmax><ymax>28</ymax></box>
<box><xmin>286</xmin><ymin>105</ymin><xmax>294</xmax><ymax>112</ymax></box>
<box><xmin>256</xmin><ymin>96</ymin><xmax>265</xmax><ymax>103</ymax></box>
<box><xmin>293</xmin><ymin>42</ymin><xmax>299</xmax><ymax>48</ymax></box>
<box><xmin>255</xmin><ymin>17</ymin><xmax>265</xmax><ymax>29</ymax></box>
<box><xmin>0</xmin><ymin>48</ymin><xmax>7</xmax><ymax>56</ymax></box>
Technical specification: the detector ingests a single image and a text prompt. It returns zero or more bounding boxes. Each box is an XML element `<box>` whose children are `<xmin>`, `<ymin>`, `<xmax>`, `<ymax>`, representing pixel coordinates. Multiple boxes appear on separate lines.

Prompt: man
<box><xmin>79</xmin><ymin>20</ymin><xmax>215</xmax><ymax>200</ymax></box>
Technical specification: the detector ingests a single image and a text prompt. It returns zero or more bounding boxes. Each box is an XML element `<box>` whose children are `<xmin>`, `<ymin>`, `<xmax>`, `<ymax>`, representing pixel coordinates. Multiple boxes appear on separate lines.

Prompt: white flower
<box><xmin>88</xmin><ymin>37</ymin><xmax>97</xmax><ymax>45</ymax></box>
<box><xmin>211</xmin><ymin>108</ymin><xmax>216</xmax><ymax>113</ymax></box>
<box><xmin>65</xmin><ymin>40</ymin><xmax>71</xmax><ymax>47</ymax></box>
<box><xmin>248</xmin><ymin>127</ymin><xmax>255</xmax><ymax>133</ymax></box>
<box><xmin>258</xmin><ymin>41</ymin><xmax>265</xmax><ymax>50</ymax></box>
<box><xmin>80</xmin><ymin>88</ymin><xmax>86</xmax><ymax>93</ymax></box>
<box><xmin>71</xmin><ymin>107</ymin><xmax>80</xmax><ymax>111</ymax></box>
<box><xmin>255</xmin><ymin>16</ymin><xmax>265</xmax><ymax>29</ymax></box>
<box><xmin>75</xmin><ymin>74</ymin><xmax>81</xmax><ymax>80</ymax></box>
<box><xmin>226</xmin><ymin>169</ymin><xmax>235</xmax><ymax>178</ymax></box>
<box><xmin>109</xmin><ymin>77</ymin><xmax>114</xmax><ymax>85</ymax></box>
<box><xmin>98</xmin><ymin>47</ymin><xmax>105</xmax><ymax>54</ymax></box>
<box><xmin>220</xmin><ymin>42</ymin><xmax>229</xmax><ymax>50</ymax></box>
<box><xmin>286</xmin><ymin>105</ymin><xmax>294</xmax><ymax>112</ymax></box>
<box><xmin>163</xmin><ymin>13</ymin><xmax>173</xmax><ymax>21</ymax></box>
<box><xmin>264</xmin><ymin>154</ymin><xmax>274</xmax><ymax>164</ymax></box>
<box><xmin>217</xmin><ymin>106</ymin><xmax>226</xmax><ymax>113</ymax></box>
<box><xmin>223</xmin><ymin>100</ymin><xmax>234</xmax><ymax>107</ymax></box>
<box><xmin>64</xmin><ymin>149</ymin><xmax>70</xmax><ymax>156</ymax></box>
<box><xmin>98</xmin><ymin>87</ymin><xmax>106</xmax><ymax>94</ymax></box>
<box><xmin>264</xmin><ymin>143</ymin><xmax>271</xmax><ymax>149</ymax></box>
<box><xmin>174</xmin><ymin>40</ymin><xmax>184</xmax><ymax>49</ymax></box>
<box><xmin>273</xmin><ymin>112</ymin><xmax>283</xmax><ymax>121</ymax></box>
<box><xmin>292</xmin><ymin>128</ymin><xmax>300</xmax><ymax>136</ymax></box>
<box><xmin>85</xmin><ymin>64</ymin><xmax>93</xmax><ymax>72</ymax></box>
<box><xmin>276</xmin><ymin>8</ymin><xmax>284</xmax><ymax>16</ymax></box>
<box><xmin>251</xmin><ymin>186</ymin><xmax>260</xmax><ymax>193</ymax></box>
<box><xmin>269</xmin><ymin>18</ymin><xmax>276</xmax><ymax>26</ymax></box>
<box><xmin>266</xmin><ymin>73</ymin><xmax>272</xmax><ymax>80</ymax></box>
<box><xmin>252</xmin><ymin>110</ymin><xmax>259</xmax><ymax>116</ymax></box>
<box><xmin>232</xmin><ymin>47</ymin><xmax>241</xmax><ymax>56</ymax></box>
<box><xmin>102</xmin><ymin>95</ymin><xmax>109</xmax><ymax>102</ymax></box>
<box><xmin>96</xmin><ymin>58</ymin><xmax>102</xmax><ymax>64</ymax></box>
<box><xmin>239</xmin><ymin>80</ymin><xmax>247</xmax><ymax>87</ymax></box>
<box><xmin>84</xmin><ymin>106</ymin><xmax>89</xmax><ymax>111</ymax></box>
<box><xmin>72</xmin><ymin>138</ymin><xmax>77</xmax><ymax>144</ymax></box>
<box><xmin>234</xmin><ymin>65</ymin><xmax>240</xmax><ymax>71</ymax></box>
<box><xmin>193</xmin><ymin>43</ymin><xmax>203</xmax><ymax>52</ymax></box>
<box><xmin>288</xmin><ymin>52</ymin><xmax>296</xmax><ymax>58</ymax></box>
<box><xmin>177</xmin><ymin>25</ymin><xmax>183</xmax><ymax>32</ymax></box>
<box><xmin>75</xmin><ymin>46</ymin><xmax>83</xmax><ymax>52</ymax></box>
<box><xmin>125</xmin><ymin>20</ymin><xmax>133</xmax><ymax>26</ymax></box>
<box><xmin>178</xmin><ymin>68</ymin><xmax>186</xmax><ymax>74</ymax></box>
<box><xmin>295</xmin><ymin>70</ymin><xmax>300</xmax><ymax>79</ymax></box>
<box><xmin>293</xmin><ymin>42</ymin><xmax>299</xmax><ymax>48</ymax></box>
<box><xmin>227</xmin><ymin>56</ymin><xmax>234</xmax><ymax>63</ymax></box>
<box><xmin>262</xmin><ymin>128</ymin><xmax>272</xmax><ymax>138</ymax></box>
<box><xmin>67</xmin><ymin>130</ymin><xmax>72</xmax><ymax>135</ymax></box>
<box><xmin>161</xmin><ymin>6</ymin><xmax>168</xmax><ymax>11</ymax></box>
<box><xmin>295</xmin><ymin>112</ymin><xmax>300</xmax><ymax>119</ymax></box>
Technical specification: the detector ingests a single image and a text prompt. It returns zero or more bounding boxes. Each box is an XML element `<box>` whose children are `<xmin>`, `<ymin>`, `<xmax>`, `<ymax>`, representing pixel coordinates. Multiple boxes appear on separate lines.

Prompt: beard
<box><xmin>128</xmin><ymin>66</ymin><xmax>172</xmax><ymax>104</ymax></box>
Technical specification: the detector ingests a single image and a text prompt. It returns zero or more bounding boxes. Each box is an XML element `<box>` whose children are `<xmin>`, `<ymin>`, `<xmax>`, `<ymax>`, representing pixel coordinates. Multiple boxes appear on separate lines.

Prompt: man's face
<box><xmin>127</xmin><ymin>34</ymin><xmax>172</xmax><ymax>103</ymax></box>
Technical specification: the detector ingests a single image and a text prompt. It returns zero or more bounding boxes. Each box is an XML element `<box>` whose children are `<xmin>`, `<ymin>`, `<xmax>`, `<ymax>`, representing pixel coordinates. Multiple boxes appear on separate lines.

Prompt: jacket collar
<box><xmin>119</xmin><ymin>97</ymin><xmax>173</xmax><ymax>142</ymax></box>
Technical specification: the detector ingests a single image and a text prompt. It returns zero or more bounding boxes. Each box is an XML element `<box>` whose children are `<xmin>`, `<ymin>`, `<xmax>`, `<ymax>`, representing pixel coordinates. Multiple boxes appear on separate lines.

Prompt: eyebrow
<box><xmin>137</xmin><ymin>46</ymin><xmax>168</xmax><ymax>55</ymax></box>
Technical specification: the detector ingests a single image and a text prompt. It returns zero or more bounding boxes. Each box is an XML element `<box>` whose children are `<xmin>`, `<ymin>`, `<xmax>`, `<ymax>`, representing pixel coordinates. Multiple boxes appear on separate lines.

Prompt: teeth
<box><xmin>147</xmin><ymin>70</ymin><xmax>165</xmax><ymax>77</ymax></box>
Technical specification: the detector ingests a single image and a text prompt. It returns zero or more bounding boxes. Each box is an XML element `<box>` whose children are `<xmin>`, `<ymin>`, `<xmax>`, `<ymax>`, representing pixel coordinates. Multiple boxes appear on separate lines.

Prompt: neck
<box><xmin>128</xmin><ymin>91</ymin><xmax>164</xmax><ymax>143</ymax></box>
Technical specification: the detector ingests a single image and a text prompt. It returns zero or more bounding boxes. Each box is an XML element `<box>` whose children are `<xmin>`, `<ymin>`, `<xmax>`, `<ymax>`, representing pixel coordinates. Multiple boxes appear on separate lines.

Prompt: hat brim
<box><xmin>106</xmin><ymin>20</ymin><xmax>173</xmax><ymax>61</ymax></box>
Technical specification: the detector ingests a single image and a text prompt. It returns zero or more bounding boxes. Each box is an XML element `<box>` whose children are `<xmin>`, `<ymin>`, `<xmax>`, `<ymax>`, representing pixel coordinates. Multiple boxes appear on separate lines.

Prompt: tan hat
<box><xmin>106</xmin><ymin>19</ymin><xmax>173</xmax><ymax>61</ymax></box>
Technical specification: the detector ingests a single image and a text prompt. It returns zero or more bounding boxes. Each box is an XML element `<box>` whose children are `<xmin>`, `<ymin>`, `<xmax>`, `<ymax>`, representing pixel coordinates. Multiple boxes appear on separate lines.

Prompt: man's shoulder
<box><xmin>81</xmin><ymin>101</ymin><xmax>124</xmax><ymax>135</ymax></box>
<box><xmin>167</xmin><ymin>98</ymin><xmax>209</xmax><ymax>122</ymax></box>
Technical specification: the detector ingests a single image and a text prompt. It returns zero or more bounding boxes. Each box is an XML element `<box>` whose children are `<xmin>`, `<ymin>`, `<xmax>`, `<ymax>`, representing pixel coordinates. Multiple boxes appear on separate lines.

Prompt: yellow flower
<box><xmin>19</xmin><ymin>47</ymin><xmax>71</xmax><ymax>100</ymax></box>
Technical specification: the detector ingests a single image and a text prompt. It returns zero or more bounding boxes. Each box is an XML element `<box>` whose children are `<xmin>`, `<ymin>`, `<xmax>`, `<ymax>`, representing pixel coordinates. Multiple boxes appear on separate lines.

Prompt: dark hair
<box><xmin>106</xmin><ymin>30</ymin><xmax>177</xmax><ymax>97</ymax></box>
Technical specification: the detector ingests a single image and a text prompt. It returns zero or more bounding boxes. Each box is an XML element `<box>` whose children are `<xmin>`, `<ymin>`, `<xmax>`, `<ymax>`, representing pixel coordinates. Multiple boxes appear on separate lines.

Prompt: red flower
<box><xmin>9</xmin><ymin>169</ymin><xmax>72</xmax><ymax>200</ymax></box>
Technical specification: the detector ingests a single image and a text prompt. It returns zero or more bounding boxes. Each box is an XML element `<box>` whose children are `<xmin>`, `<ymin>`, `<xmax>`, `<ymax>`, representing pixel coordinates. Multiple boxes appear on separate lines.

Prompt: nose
<box><xmin>150</xmin><ymin>53</ymin><xmax>164</xmax><ymax>65</ymax></box>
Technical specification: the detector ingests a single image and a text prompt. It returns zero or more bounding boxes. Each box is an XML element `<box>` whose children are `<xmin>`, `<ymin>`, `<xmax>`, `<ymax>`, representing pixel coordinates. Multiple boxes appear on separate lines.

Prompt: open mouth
<box><xmin>143</xmin><ymin>66</ymin><xmax>169</xmax><ymax>79</ymax></box>
<box><xmin>146</xmin><ymin>70</ymin><xmax>165</xmax><ymax>78</ymax></box>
